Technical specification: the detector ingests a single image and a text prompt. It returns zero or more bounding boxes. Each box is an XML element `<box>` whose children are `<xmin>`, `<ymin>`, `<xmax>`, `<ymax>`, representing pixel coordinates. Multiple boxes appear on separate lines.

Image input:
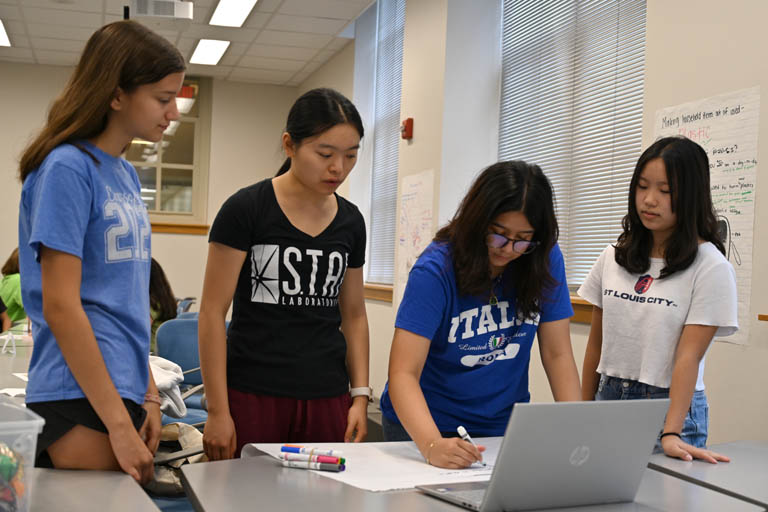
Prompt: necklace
<box><xmin>489</xmin><ymin>274</ymin><xmax>503</xmax><ymax>306</ymax></box>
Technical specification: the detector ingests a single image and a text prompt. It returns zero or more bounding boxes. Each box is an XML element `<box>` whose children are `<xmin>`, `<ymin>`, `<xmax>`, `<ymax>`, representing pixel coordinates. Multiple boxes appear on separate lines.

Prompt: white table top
<box><xmin>28</xmin><ymin>467</ymin><xmax>160</xmax><ymax>512</ymax></box>
<box><xmin>181</xmin><ymin>452</ymin><xmax>762</xmax><ymax>512</ymax></box>
<box><xmin>648</xmin><ymin>440</ymin><xmax>768</xmax><ymax>508</ymax></box>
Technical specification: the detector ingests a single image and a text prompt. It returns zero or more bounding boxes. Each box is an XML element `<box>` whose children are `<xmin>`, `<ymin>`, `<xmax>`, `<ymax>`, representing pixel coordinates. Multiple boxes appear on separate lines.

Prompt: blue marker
<box><xmin>457</xmin><ymin>426</ymin><xmax>486</xmax><ymax>466</ymax></box>
<box><xmin>281</xmin><ymin>445</ymin><xmax>343</xmax><ymax>457</ymax></box>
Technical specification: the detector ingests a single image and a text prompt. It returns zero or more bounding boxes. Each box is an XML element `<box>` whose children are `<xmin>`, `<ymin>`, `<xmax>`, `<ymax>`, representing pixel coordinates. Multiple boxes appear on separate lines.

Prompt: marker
<box><xmin>457</xmin><ymin>425</ymin><xmax>486</xmax><ymax>466</ymax></box>
<box><xmin>281</xmin><ymin>460</ymin><xmax>345</xmax><ymax>472</ymax></box>
<box><xmin>281</xmin><ymin>445</ymin><xmax>343</xmax><ymax>457</ymax></box>
<box><xmin>279</xmin><ymin>453</ymin><xmax>346</xmax><ymax>465</ymax></box>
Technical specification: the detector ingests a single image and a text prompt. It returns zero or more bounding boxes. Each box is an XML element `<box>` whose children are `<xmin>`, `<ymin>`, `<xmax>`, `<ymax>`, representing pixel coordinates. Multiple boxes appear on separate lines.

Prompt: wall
<box><xmin>639</xmin><ymin>0</ymin><xmax>768</xmax><ymax>443</ymax></box>
<box><xmin>0</xmin><ymin>62</ymin><xmax>71</xmax><ymax>263</ymax></box>
<box><xmin>151</xmin><ymin>81</ymin><xmax>296</xmax><ymax>301</ymax></box>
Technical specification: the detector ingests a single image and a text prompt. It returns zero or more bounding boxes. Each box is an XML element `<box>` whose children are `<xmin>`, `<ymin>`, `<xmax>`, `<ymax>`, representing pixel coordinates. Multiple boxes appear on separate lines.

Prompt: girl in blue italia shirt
<box><xmin>380</xmin><ymin>161</ymin><xmax>581</xmax><ymax>469</ymax></box>
<box><xmin>18</xmin><ymin>21</ymin><xmax>185</xmax><ymax>484</ymax></box>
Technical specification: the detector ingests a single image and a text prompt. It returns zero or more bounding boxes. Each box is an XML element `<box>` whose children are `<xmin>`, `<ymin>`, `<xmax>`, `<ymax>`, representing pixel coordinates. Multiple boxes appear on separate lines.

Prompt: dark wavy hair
<box><xmin>150</xmin><ymin>258</ymin><xmax>177</xmax><ymax>324</ymax></box>
<box><xmin>615</xmin><ymin>136</ymin><xmax>724</xmax><ymax>277</ymax></box>
<box><xmin>19</xmin><ymin>20</ymin><xmax>185</xmax><ymax>182</ymax></box>
<box><xmin>434</xmin><ymin>161</ymin><xmax>559</xmax><ymax>320</ymax></box>
<box><xmin>276</xmin><ymin>88</ymin><xmax>364</xmax><ymax>176</ymax></box>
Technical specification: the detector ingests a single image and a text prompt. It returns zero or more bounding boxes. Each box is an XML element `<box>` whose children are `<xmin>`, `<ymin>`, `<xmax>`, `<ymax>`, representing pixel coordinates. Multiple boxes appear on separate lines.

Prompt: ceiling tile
<box><xmin>226</xmin><ymin>42</ymin><xmax>249</xmax><ymax>57</ymax></box>
<box><xmin>218</xmin><ymin>53</ymin><xmax>241</xmax><ymax>66</ymax></box>
<box><xmin>312</xmin><ymin>49</ymin><xmax>337</xmax><ymax>63</ymax></box>
<box><xmin>0</xmin><ymin>4</ymin><xmax>21</xmax><ymax>20</ymax></box>
<box><xmin>229</xmin><ymin>67</ymin><xmax>294</xmax><ymax>82</ymax></box>
<box><xmin>0</xmin><ymin>55</ymin><xmax>35</xmax><ymax>63</ymax></box>
<box><xmin>2</xmin><ymin>20</ymin><xmax>26</xmax><ymax>34</ymax></box>
<box><xmin>19</xmin><ymin>0</ymin><xmax>103</xmax><ymax>13</ymax></box>
<box><xmin>32</xmin><ymin>37</ymin><xmax>87</xmax><ymax>53</ymax></box>
<box><xmin>254</xmin><ymin>0</ymin><xmax>283</xmax><ymax>13</ymax></box>
<box><xmin>183</xmin><ymin>24</ymin><xmax>260</xmax><ymax>43</ymax></box>
<box><xmin>22</xmin><ymin>6</ymin><xmax>102</xmax><ymax>28</ymax></box>
<box><xmin>176</xmin><ymin>38</ymin><xmax>196</xmax><ymax>57</ymax></box>
<box><xmin>266</xmin><ymin>14</ymin><xmax>347</xmax><ymax>35</ymax></box>
<box><xmin>255</xmin><ymin>30</ymin><xmax>332</xmax><ymax>49</ymax></box>
<box><xmin>238</xmin><ymin>55</ymin><xmax>305</xmax><ymax>72</ymax></box>
<box><xmin>5</xmin><ymin>34</ymin><xmax>30</xmax><ymax>48</ymax></box>
<box><xmin>327</xmin><ymin>37</ymin><xmax>351</xmax><ymax>51</ymax></box>
<box><xmin>186</xmin><ymin>63</ymin><xmax>234</xmax><ymax>78</ymax></box>
<box><xmin>291</xmin><ymin>70</ymin><xmax>311</xmax><ymax>83</ymax></box>
<box><xmin>301</xmin><ymin>60</ymin><xmax>322</xmax><ymax>75</ymax></box>
<box><xmin>0</xmin><ymin>46</ymin><xmax>34</xmax><ymax>60</ymax></box>
<box><xmin>278</xmin><ymin>0</ymin><xmax>365</xmax><ymax>20</ymax></box>
<box><xmin>244</xmin><ymin>12</ymin><xmax>271</xmax><ymax>29</ymax></box>
<box><xmin>35</xmin><ymin>49</ymin><xmax>80</xmax><ymax>66</ymax></box>
<box><xmin>26</xmin><ymin>23</ymin><xmax>94</xmax><ymax>41</ymax></box>
<box><xmin>245</xmin><ymin>43</ymin><xmax>317</xmax><ymax>60</ymax></box>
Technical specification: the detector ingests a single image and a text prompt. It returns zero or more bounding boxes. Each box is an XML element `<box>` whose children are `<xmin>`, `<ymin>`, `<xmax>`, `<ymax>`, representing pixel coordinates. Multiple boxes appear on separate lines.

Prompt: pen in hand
<box><xmin>457</xmin><ymin>425</ymin><xmax>486</xmax><ymax>466</ymax></box>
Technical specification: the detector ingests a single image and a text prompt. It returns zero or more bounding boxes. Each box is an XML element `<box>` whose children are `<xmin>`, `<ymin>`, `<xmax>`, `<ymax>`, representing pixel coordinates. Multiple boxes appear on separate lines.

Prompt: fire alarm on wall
<box><xmin>401</xmin><ymin>117</ymin><xmax>414</xmax><ymax>140</ymax></box>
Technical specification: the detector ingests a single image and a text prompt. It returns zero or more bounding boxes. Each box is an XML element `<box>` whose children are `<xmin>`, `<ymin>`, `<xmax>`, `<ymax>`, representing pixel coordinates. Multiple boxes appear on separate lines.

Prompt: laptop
<box><xmin>417</xmin><ymin>399</ymin><xmax>669</xmax><ymax>511</ymax></box>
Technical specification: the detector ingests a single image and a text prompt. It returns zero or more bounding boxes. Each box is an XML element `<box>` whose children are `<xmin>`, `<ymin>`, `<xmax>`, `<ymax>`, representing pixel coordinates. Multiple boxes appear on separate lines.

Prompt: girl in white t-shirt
<box><xmin>578</xmin><ymin>136</ymin><xmax>737</xmax><ymax>463</ymax></box>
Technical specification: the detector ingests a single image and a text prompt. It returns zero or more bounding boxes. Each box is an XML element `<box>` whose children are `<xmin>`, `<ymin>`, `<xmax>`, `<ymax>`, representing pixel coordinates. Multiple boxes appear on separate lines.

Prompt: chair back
<box><xmin>176</xmin><ymin>297</ymin><xmax>196</xmax><ymax>315</ymax></box>
<box><xmin>156</xmin><ymin>318</ymin><xmax>201</xmax><ymax>386</ymax></box>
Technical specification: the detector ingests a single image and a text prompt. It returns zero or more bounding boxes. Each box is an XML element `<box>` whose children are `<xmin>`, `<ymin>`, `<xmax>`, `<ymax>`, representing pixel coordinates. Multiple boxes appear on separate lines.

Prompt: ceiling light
<box><xmin>176</xmin><ymin>98</ymin><xmax>195</xmax><ymax>114</ymax></box>
<box><xmin>209</xmin><ymin>0</ymin><xmax>258</xmax><ymax>28</ymax></box>
<box><xmin>0</xmin><ymin>20</ymin><xmax>10</xmax><ymax>47</ymax></box>
<box><xmin>190</xmin><ymin>39</ymin><xmax>230</xmax><ymax>65</ymax></box>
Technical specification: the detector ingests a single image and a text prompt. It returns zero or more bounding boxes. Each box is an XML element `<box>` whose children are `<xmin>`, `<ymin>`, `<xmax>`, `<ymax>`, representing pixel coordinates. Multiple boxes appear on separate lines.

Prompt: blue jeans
<box><xmin>595</xmin><ymin>375</ymin><xmax>709</xmax><ymax>451</ymax></box>
<box><xmin>382</xmin><ymin>415</ymin><xmax>412</xmax><ymax>441</ymax></box>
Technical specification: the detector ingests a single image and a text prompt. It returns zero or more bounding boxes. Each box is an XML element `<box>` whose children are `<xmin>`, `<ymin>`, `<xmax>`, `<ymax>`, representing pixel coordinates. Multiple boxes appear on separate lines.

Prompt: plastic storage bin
<box><xmin>0</xmin><ymin>398</ymin><xmax>44</xmax><ymax>512</ymax></box>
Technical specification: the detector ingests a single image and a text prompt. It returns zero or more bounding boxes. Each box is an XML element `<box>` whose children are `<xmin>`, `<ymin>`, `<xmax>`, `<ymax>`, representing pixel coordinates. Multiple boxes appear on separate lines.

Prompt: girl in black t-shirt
<box><xmin>200</xmin><ymin>88</ymin><xmax>371</xmax><ymax>460</ymax></box>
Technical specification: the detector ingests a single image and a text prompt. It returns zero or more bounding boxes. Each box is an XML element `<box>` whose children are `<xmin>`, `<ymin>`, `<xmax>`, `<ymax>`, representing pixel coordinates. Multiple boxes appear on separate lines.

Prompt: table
<box><xmin>28</xmin><ymin>467</ymin><xmax>160</xmax><ymax>511</ymax></box>
<box><xmin>181</xmin><ymin>452</ymin><xmax>762</xmax><ymax>512</ymax></box>
<box><xmin>648</xmin><ymin>440</ymin><xmax>768</xmax><ymax>508</ymax></box>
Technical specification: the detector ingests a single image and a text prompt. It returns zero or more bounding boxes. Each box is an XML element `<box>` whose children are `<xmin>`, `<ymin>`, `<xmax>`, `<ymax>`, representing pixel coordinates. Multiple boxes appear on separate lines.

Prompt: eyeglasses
<box><xmin>485</xmin><ymin>233</ymin><xmax>539</xmax><ymax>254</ymax></box>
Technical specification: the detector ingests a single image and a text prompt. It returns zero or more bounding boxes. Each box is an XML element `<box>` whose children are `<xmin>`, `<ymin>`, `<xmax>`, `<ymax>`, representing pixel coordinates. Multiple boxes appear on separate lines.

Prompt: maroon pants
<box><xmin>228</xmin><ymin>387</ymin><xmax>352</xmax><ymax>457</ymax></box>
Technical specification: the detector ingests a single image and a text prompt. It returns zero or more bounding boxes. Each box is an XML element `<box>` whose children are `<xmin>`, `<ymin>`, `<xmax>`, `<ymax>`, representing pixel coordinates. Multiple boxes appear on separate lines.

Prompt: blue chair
<box><xmin>156</xmin><ymin>318</ymin><xmax>206</xmax><ymax>428</ymax></box>
<box><xmin>176</xmin><ymin>311</ymin><xmax>198</xmax><ymax>320</ymax></box>
<box><xmin>176</xmin><ymin>297</ymin><xmax>196</xmax><ymax>316</ymax></box>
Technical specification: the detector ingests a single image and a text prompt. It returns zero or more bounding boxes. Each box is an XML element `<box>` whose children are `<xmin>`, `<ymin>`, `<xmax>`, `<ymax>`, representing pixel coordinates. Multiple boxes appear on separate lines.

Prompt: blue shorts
<box><xmin>595</xmin><ymin>374</ymin><xmax>709</xmax><ymax>450</ymax></box>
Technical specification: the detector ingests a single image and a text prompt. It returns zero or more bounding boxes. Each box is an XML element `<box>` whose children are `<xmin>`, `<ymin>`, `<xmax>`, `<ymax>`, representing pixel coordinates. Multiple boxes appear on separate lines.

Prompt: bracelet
<box><xmin>425</xmin><ymin>439</ymin><xmax>438</xmax><ymax>465</ymax></box>
<box><xmin>144</xmin><ymin>393</ymin><xmax>162</xmax><ymax>406</ymax></box>
<box><xmin>350</xmin><ymin>386</ymin><xmax>374</xmax><ymax>403</ymax></box>
<box><xmin>659</xmin><ymin>432</ymin><xmax>681</xmax><ymax>440</ymax></box>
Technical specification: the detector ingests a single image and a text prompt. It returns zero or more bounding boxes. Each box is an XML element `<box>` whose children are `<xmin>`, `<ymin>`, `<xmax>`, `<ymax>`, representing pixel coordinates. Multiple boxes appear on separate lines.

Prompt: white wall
<box><xmin>151</xmin><ymin>80</ymin><xmax>297</xmax><ymax>301</ymax></box>
<box><xmin>639</xmin><ymin>0</ymin><xmax>768</xmax><ymax>443</ymax></box>
<box><xmin>0</xmin><ymin>62</ymin><xmax>71</xmax><ymax>263</ymax></box>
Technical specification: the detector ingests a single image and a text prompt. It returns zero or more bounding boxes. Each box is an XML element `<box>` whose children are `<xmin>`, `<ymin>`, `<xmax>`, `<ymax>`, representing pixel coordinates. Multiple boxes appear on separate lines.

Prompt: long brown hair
<box><xmin>1</xmin><ymin>248</ymin><xmax>19</xmax><ymax>276</ymax></box>
<box><xmin>150</xmin><ymin>258</ymin><xmax>177</xmax><ymax>324</ymax></box>
<box><xmin>19</xmin><ymin>20</ymin><xmax>185</xmax><ymax>182</ymax></box>
<box><xmin>435</xmin><ymin>161</ymin><xmax>559</xmax><ymax>320</ymax></box>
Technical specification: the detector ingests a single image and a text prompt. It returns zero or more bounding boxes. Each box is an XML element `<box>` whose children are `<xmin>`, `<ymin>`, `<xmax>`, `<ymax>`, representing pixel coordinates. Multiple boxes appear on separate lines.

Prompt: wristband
<box><xmin>350</xmin><ymin>386</ymin><xmax>373</xmax><ymax>402</ymax></box>
<box><xmin>659</xmin><ymin>432</ymin><xmax>681</xmax><ymax>440</ymax></box>
<box><xmin>144</xmin><ymin>393</ymin><xmax>162</xmax><ymax>406</ymax></box>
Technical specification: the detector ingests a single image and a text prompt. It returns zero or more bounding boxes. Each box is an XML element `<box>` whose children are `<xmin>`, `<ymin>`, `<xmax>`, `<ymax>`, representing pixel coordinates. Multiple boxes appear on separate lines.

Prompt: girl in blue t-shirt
<box><xmin>18</xmin><ymin>21</ymin><xmax>185</xmax><ymax>484</ymax></box>
<box><xmin>381</xmin><ymin>161</ymin><xmax>582</xmax><ymax>469</ymax></box>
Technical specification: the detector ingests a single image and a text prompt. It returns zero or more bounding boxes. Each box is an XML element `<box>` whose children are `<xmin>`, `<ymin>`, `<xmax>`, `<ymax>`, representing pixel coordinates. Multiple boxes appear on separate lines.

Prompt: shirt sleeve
<box><xmin>27</xmin><ymin>162</ymin><xmax>92</xmax><ymax>261</ymax></box>
<box><xmin>394</xmin><ymin>247</ymin><xmax>449</xmax><ymax>341</ymax></box>
<box><xmin>348</xmin><ymin>207</ymin><xmax>366</xmax><ymax>269</ymax></box>
<box><xmin>209</xmin><ymin>188</ymin><xmax>254</xmax><ymax>252</ymax></box>
<box><xmin>577</xmin><ymin>245</ymin><xmax>609</xmax><ymax>308</ymax></box>
<box><xmin>686</xmin><ymin>258</ymin><xmax>738</xmax><ymax>336</ymax></box>
<box><xmin>539</xmin><ymin>243</ymin><xmax>574</xmax><ymax>323</ymax></box>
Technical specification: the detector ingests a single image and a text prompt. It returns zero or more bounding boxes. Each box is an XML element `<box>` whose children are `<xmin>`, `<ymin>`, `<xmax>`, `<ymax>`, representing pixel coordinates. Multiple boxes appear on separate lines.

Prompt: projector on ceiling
<box><xmin>130</xmin><ymin>0</ymin><xmax>193</xmax><ymax>20</ymax></box>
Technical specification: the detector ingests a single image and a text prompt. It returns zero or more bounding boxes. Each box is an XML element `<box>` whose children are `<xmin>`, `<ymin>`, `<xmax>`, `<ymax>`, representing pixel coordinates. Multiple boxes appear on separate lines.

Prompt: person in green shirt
<box><xmin>1</xmin><ymin>248</ymin><xmax>26</xmax><ymax>322</ymax></box>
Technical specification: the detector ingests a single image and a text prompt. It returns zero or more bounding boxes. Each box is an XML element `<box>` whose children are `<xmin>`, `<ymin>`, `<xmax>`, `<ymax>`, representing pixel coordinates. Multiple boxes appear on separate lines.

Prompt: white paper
<box><xmin>396</xmin><ymin>169</ymin><xmax>435</xmax><ymax>305</ymax></box>
<box><xmin>0</xmin><ymin>388</ymin><xmax>26</xmax><ymax>397</ymax></box>
<box><xmin>654</xmin><ymin>87</ymin><xmax>760</xmax><ymax>345</ymax></box>
<box><xmin>243</xmin><ymin>439</ymin><xmax>501</xmax><ymax>492</ymax></box>
<box><xmin>12</xmin><ymin>373</ymin><xmax>28</xmax><ymax>382</ymax></box>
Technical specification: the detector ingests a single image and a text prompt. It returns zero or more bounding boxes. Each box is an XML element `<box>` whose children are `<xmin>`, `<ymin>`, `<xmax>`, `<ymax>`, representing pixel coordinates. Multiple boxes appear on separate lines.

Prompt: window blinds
<box><xmin>499</xmin><ymin>0</ymin><xmax>646</xmax><ymax>286</ymax></box>
<box><xmin>366</xmin><ymin>0</ymin><xmax>405</xmax><ymax>285</ymax></box>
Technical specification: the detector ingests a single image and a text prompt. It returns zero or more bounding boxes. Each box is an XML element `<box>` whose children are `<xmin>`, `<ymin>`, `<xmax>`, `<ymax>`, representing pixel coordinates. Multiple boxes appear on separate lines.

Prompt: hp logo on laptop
<box><xmin>569</xmin><ymin>445</ymin><xmax>590</xmax><ymax>467</ymax></box>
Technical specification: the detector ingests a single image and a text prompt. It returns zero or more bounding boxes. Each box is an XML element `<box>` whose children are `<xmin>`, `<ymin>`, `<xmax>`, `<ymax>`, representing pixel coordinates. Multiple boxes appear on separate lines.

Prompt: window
<box><xmin>498</xmin><ymin>0</ymin><xmax>646</xmax><ymax>287</ymax></box>
<box><xmin>366</xmin><ymin>0</ymin><xmax>405</xmax><ymax>285</ymax></box>
<box><xmin>127</xmin><ymin>76</ymin><xmax>211</xmax><ymax>233</ymax></box>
